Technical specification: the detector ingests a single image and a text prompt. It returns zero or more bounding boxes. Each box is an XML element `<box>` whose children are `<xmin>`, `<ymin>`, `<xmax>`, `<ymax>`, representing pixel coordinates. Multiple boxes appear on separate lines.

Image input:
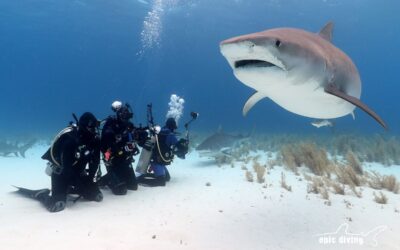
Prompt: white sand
<box><xmin>0</xmin><ymin>145</ymin><xmax>399</xmax><ymax>250</ymax></box>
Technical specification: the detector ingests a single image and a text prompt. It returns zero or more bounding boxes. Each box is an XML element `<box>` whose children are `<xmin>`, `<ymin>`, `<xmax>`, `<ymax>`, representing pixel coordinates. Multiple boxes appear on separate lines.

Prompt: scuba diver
<box><xmin>99</xmin><ymin>101</ymin><xmax>141</xmax><ymax>195</ymax></box>
<box><xmin>137</xmin><ymin>117</ymin><xmax>189</xmax><ymax>187</ymax></box>
<box><xmin>15</xmin><ymin>112</ymin><xmax>103</xmax><ymax>213</ymax></box>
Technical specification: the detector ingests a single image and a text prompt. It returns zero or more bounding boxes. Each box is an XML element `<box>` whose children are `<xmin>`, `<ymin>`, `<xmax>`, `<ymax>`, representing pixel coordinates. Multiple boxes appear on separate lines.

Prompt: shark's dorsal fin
<box><xmin>319</xmin><ymin>22</ymin><xmax>334</xmax><ymax>42</ymax></box>
<box><xmin>243</xmin><ymin>92</ymin><xmax>267</xmax><ymax>116</ymax></box>
<box><xmin>217</xmin><ymin>125</ymin><xmax>223</xmax><ymax>133</ymax></box>
<box><xmin>324</xmin><ymin>84</ymin><xmax>388</xmax><ymax>130</ymax></box>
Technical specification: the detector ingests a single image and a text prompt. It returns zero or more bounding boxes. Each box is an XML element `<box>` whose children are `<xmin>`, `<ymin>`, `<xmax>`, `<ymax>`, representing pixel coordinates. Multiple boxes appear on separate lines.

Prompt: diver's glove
<box><xmin>103</xmin><ymin>149</ymin><xmax>112</xmax><ymax>166</ymax></box>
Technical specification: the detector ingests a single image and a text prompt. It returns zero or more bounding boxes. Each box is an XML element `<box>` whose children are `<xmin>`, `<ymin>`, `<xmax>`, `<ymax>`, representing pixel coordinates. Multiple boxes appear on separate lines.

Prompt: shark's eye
<box><xmin>275</xmin><ymin>40</ymin><xmax>281</xmax><ymax>48</ymax></box>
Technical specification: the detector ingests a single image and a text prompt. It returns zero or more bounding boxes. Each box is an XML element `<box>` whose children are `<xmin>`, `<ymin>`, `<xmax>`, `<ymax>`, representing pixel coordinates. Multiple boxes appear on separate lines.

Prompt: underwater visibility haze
<box><xmin>0</xmin><ymin>0</ymin><xmax>398</xmax><ymax>136</ymax></box>
<box><xmin>2</xmin><ymin>2</ymin><xmax>400</xmax><ymax>249</ymax></box>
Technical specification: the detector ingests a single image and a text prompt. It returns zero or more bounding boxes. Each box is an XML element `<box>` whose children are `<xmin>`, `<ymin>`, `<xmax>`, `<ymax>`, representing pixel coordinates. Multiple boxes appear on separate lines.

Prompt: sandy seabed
<box><xmin>0</xmin><ymin>144</ymin><xmax>399</xmax><ymax>250</ymax></box>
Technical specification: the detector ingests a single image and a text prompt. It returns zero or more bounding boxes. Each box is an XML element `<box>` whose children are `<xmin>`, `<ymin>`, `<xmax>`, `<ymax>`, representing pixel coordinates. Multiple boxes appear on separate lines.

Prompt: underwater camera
<box><xmin>184</xmin><ymin>111</ymin><xmax>199</xmax><ymax>131</ymax></box>
<box><xmin>190</xmin><ymin>112</ymin><xmax>199</xmax><ymax>120</ymax></box>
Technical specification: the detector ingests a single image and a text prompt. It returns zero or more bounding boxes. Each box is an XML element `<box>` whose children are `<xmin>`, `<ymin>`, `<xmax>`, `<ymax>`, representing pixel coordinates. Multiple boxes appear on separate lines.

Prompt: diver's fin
<box><xmin>13</xmin><ymin>186</ymin><xmax>50</xmax><ymax>199</ymax></box>
<box><xmin>243</xmin><ymin>92</ymin><xmax>267</xmax><ymax>116</ymax></box>
<box><xmin>324</xmin><ymin>84</ymin><xmax>388</xmax><ymax>130</ymax></box>
<box><xmin>319</xmin><ymin>22</ymin><xmax>333</xmax><ymax>42</ymax></box>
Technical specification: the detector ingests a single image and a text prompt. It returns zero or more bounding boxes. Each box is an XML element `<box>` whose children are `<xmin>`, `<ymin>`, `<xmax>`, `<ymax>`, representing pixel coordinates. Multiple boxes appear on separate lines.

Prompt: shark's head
<box><xmin>220</xmin><ymin>28</ymin><xmax>325</xmax><ymax>90</ymax></box>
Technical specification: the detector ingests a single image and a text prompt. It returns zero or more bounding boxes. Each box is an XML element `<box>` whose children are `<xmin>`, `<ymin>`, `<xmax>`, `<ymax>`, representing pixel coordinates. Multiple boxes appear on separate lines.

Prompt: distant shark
<box><xmin>311</xmin><ymin>119</ymin><xmax>333</xmax><ymax>128</ymax></box>
<box><xmin>220</xmin><ymin>22</ymin><xmax>387</xmax><ymax>129</ymax></box>
<box><xmin>0</xmin><ymin>139</ymin><xmax>36</xmax><ymax>158</ymax></box>
<box><xmin>196</xmin><ymin>129</ymin><xmax>249</xmax><ymax>151</ymax></box>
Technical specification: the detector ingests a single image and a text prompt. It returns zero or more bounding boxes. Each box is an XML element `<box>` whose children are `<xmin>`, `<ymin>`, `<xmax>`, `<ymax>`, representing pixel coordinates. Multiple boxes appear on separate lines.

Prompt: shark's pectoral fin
<box><xmin>243</xmin><ymin>92</ymin><xmax>267</xmax><ymax>116</ymax></box>
<box><xmin>324</xmin><ymin>84</ymin><xmax>388</xmax><ymax>130</ymax></box>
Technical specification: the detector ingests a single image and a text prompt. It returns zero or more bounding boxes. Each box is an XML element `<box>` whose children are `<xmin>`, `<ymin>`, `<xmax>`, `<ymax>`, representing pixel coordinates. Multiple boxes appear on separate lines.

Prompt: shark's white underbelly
<box><xmin>236</xmin><ymin>70</ymin><xmax>357</xmax><ymax>119</ymax></box>
<box><xmin>266</xmin><ymin>80</ymin><xmax>355</xmax><ymax>119</ymax></box>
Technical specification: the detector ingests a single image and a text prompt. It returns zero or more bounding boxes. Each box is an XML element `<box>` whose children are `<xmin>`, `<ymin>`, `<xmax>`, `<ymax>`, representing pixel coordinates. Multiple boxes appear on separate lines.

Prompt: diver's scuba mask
<box><xmin>116</xmin><ymin>104</ymin><xmax>133</xmax><ymax>122</ymax></box>
<box><xmin>85</xmin><ymin>120</ymin><xmax>100</xmax><ymax>135</ymax></box>
<box><xmin>77</xmin><ymin>112</ymin><xmax>100</xmax><ymax>138</ymax></box>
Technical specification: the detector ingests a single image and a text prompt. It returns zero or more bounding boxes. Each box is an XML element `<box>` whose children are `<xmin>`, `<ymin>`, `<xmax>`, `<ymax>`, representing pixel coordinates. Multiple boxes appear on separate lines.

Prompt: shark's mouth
<box><xmin>234</xmin><ymin>59</ymin><xmax>278</xmax><ymax>69</ymax></box>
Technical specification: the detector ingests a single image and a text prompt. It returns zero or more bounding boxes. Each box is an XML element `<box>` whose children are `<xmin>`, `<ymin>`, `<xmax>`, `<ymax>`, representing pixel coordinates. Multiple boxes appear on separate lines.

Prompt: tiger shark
<box><xmin>220</xmin><ymin>22</ymin><xmax>387</xmax><ymax>129</ymax></box>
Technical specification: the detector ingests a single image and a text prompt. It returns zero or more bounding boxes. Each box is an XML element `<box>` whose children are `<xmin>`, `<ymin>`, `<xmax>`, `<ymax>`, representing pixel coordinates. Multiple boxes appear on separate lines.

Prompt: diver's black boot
<box><xmin>137</xmin><ymin>175</ymin><xmax>166</xmax><ymax>187</ymax></box>
<box><xmin>165</xmin><ymin>169</ymin><xmax>171</xmax><ymax>182</ymax></box>
<box><xmin>127</xmin><ymin>181</ymin><xmax>138</xmax><ymax>191</ymax></box>
<box><xmin>81</xmin><ymin>183</ymin><xmax>104</xmax><ymax>202</ymax></box>
<box><xmin>46</xmin><ymin>199</ymin><xmax>66</xmax><ymax>213</ymax></box>
<box><xmin>97</xmin><ymin>173</ymin><xmax>110</xmax><ymax>188</ymax></box>
<box><xmin>93</xmin><ymin>192</ymin><xmax>103</xmax><ymax>202</ymax></box>
<box><xmin>111</xmin><ymin>182</ymin><xmax>128</xmax><ymax>195</ymax></box>
<box><xmin>107</xmin><ymin>172</ymin><xmax>128</xmax><ymax>195</ymax></box>
<box><xmin>154</xmin><ymin>176</ymin><xmax>166</xmax><ymax>187</ymax></box>
<box><xmin>126</xmin><ymin>169</ymin><xmax>138</xmax><ymax>191</ymax></box>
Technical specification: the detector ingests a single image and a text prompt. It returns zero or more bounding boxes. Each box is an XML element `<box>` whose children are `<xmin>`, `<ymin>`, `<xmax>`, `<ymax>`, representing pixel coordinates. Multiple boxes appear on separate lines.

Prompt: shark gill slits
<box><xmin>235</xmin><ymin>60</ymin><xmax>276</xmax><ymax>69</ymax></box>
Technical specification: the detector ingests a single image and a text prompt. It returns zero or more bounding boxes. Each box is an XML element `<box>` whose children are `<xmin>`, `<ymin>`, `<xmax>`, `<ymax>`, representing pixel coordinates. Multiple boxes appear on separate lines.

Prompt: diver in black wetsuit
<box><xmin>137</xmin><ymin>117</ymin><xmax>188</xmax><ymax>187</ymax></box>
<box><xmin>16</xmin><ymin>112</ymin><xmax>103</xmax><ymax>213</ymax></box>
<box><xmin>99</xmin><ymin>101</ymin><xmax>141</xmax><ymax>195</ymax></box>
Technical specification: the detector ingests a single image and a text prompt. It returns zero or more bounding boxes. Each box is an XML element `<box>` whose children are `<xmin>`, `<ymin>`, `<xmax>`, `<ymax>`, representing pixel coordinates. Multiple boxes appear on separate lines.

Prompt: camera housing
<box><xmin>190</xmin><ymin>112</ymin><xmax>199</xmax><ymax>120</ymax></box>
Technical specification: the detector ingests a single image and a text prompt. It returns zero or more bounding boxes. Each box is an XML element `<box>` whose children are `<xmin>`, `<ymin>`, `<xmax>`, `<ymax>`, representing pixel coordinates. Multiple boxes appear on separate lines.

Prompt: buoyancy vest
<box><xmin>42</xmin><ymin>125</ymin><xmax>79</xmax><ymax>167</ymax></box>
<box><xmin>153</xmin><ymin>131</ymin><xmax>175</xmax><ymax>165</ymax></box>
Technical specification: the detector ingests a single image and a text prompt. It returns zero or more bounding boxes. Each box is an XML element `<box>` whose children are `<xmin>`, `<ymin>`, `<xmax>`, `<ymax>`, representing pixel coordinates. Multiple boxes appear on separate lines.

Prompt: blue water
<box><xmin>0</xmin><ymin>0</ymin><xmax>398</xmax><ymax>136</ymax></box>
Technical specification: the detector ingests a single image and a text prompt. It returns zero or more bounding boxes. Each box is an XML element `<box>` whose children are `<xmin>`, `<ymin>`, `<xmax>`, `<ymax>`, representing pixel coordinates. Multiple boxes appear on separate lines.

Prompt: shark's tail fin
<box><xmin>18</xmin><ymin>139</ymin><xmax>37</xmax><ymax>158</ymax></box>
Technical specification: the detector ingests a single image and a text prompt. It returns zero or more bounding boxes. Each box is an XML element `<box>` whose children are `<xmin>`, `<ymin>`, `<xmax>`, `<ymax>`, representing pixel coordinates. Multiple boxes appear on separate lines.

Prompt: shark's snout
<box><xmin>220</xmin><ymin>40</ymin><xmax>254</xmax><ymax>58</ymax></box>
<box><xmin>220</xmin><ymin>36</ymin><xmax>246</xmax><ymax>46</ymax></box>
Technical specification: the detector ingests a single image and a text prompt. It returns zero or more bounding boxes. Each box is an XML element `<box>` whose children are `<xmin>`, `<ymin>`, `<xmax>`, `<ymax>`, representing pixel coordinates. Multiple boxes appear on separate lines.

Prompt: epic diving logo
<box><xmin>315</xmin><ymin>223</ymin><xmax>387</xmax><ymax>247</ymax></box>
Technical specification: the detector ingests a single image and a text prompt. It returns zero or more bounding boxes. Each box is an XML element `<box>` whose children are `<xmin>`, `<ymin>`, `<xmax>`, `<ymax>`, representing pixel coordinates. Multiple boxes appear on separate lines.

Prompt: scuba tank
<box><xmin>135</xmin><ymin>125</ymin><xmax>161</xmax><ymax>174</ymax></box>
<box><xmin>135</xmin><ymin>104</ymin><xmax>158</xmax><ymax>175</ymax></box>
<box><xmin>43</xmin><ymin>125</ymin><xmax>78</xmax><ymax>176</ymax></box>
<box><xmin>43</xmin><ymin>114</ymin><xmax>81</xmax><ymax>176</ymax></box>
<box><xmin>135</xmin><ymin>134</ymin><xmax>155</xmax><ymax>175</ymax></box>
